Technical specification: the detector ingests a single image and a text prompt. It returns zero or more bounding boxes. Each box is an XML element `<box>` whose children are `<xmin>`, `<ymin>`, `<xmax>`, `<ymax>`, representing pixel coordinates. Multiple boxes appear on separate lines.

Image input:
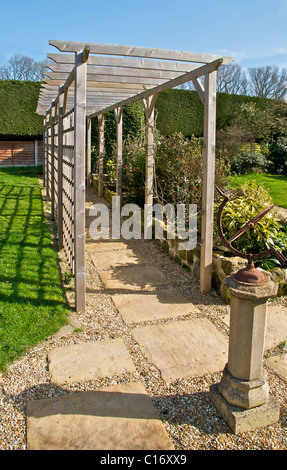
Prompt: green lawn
<box><xmin>229</xmin><ymin>173</ymin><xmax>287</xmax><ymax>209</ymax></box>
<box><xmin>0</xmin><ymin>167</ymin><xmax>69</xmax><ymax>372</ymax></box>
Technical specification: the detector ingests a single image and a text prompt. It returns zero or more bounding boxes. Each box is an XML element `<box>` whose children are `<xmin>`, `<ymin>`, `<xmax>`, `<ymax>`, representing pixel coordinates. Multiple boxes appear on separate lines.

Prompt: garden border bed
<box><xmin>91</xmin><ymin>174</ymin><xmax>287</xmax><ymax>301</ymax></box>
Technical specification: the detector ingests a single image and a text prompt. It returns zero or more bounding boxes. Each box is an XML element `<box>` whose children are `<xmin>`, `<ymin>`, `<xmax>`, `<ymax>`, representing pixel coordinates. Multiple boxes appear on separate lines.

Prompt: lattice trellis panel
<box><xmin>62</xmin><ymin>108</ymin><xmax>75</xmax><ymax>274</ymax></box>
<box><xmin>46</xmin><ymin>122</ymin><xmax>52</xmax><ymax>200</ymax></box>
<box><xmin>52</xmin><ymin>118</ymin><xmax>59</xmax><ymax>223</ymax></box>
<box><xmin>39</xmin><ymin>41</ymin><xmax>234</xmax><ymax>310</ymax></box>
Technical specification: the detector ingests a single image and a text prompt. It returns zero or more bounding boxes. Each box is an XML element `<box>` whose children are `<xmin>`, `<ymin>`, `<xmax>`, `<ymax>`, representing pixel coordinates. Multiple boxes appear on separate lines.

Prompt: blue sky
<box><xmin>1</xmin><ymin>0</ymin><xmax>287</xmax><ymax>70</ymax></box>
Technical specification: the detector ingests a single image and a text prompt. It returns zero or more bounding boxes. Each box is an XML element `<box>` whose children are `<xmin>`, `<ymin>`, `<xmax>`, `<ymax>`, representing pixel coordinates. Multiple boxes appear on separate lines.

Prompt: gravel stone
<box><xmin>0</xmin><ymin>191</ymin><xmax>286</xmax><ymax>450</ymax></box>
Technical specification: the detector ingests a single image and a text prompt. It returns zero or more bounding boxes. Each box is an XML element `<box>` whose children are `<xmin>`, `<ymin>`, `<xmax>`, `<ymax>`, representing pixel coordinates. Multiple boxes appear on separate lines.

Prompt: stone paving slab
<box><xmin>26</xmin><ymin>382</ymin><xmax>174</xmax><ymax>450</ymax></box>
<box><xmin>85</xmin><ymin>240</ymin><xmax>132</xmax><ymax>252</ymax></box>
<box><xmin>47</xmin><ymin>339</ymin><xmax>136</xmax><ymax>385</ymax></box>
<box><xmin>266</xmin><ymin>354</ymin><xmax>287</xmax><ymax>382</ymax></box>
<box><xmin>265</xmin><ymin>305</ymin><xmax>287</xmax><ymax>348</ymax></box>
<box><xmin>91</xmin><ymin>248</ymin><xmax>151</xmax><ymax>271</ymax></box>
<box><xmin>112</xmin><ymin>289</ymin><xmax>200</xmax><ymax>323</ymax></box>
<box><xmin>223</xmin><ymin>304</ymin><xmax>287</xmax><ymax>349</ymax></box>
<box><xmin>132</xmin><ymin>318</ymin><xmax>228</xmax><ymax>382</ymax></box>
<box><xmin>99</xmin><ymin>265</ymin><xmax>172</xmax><ymax>291</ymax></box>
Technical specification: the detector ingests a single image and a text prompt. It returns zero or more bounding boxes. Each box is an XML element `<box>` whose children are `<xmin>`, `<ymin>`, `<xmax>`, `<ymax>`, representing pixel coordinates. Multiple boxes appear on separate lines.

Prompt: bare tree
<box><xmin>179</xmin><ymin>63</ymin><xmax>249</xmax><ymax>95</ymax></box>
<box><xmin>0</xmin><ymin>55</ymin><xmax>45</xmax><ymax>81</ymax></box>
<box><xmin>248</xmin><ymin>66</ymin><xmax>287</xmax><ymax>99</ymax></box>
<box><xmin>217</xmin><ymin>63</ymin><xmax>248</xmax><ymax>95</ymax></box>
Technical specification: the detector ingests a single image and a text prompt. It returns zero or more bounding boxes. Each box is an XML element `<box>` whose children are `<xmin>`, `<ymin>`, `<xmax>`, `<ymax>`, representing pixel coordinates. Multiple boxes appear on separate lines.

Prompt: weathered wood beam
<box><xmin>192</xmin><ymin>77</ymin><xmax>205</xmax><ymax>104</ymax></box>
<box><xmin>43</xmin><ymin>77</ymin><xmax>149</xmax><ymax>90</ymax></box>
<box><xmin>98</xmin><ymin>114</ymin><xmax>105</xmax><ymax>198</ymax></box>
<box><xmin>43</xmin><ymin>115</ymin><xmax>47</xmax><ymax>187</ymax></box>
<box><xmin>200</xmin><ymin>71</ymin><xmax>217</xmax><ymax>295</ymax></box>
<box><xmin>44</xmin><ymin>71</ymin><xmax>168</xmax><ymax>86</ymax></box>
<box><xmin>88</xmin><ymin>58</ymin><xmax>223</xmax><ymax>118</ymax></box>
<box><xmin>44</xmin><ymin>110</ymin><xmax>50</xmax><ymax>190</ymax></box>
<box><xmin>87</xmin><ymin>118</ymin><xmax>92</xmax><ymax>186</ymax></box>
<box><xmin>74</xmin><ymin>50</ymin><xmax>88</xmax><ymax>312</ymax></box>
<box><xmin>50</xmin><ymin>104</ymin><xmax>56</xmax><ymax>216</ymax></box>
<box><xmin>49</xmin><ymin>40</ymin><xmax>234</xmax><ymax>65</ymax></box>
<box><xmin>114</xmin><ymin>106</ymin><xmax>123</xmax><ymax>205</ymax></box>
<box><xmin>57</xmin><ymin>87</ymin><xmax>64</xmax><ymax>250</ymax></box>
<box><xmin>45</xmin><ymin>63</ymin><xmax>195</xmax><ymax>80</ymax></box>
<box><xmin>142</xmin><ymin>95</ymin><xmax>158</xmax><ymax>209</ymax></box>
<box><xmin>47</xmin><ymin>53</ymin><xmax>201</xmax><ymax>72</ymax></box>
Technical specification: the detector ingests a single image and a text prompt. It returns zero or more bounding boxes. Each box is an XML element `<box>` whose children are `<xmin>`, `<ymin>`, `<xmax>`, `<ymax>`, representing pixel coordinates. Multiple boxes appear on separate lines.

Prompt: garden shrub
<box><xmin>91</xmin><ymin>101</ymin><xmax>144</xmax><ymax>164</ymax></box>
<box><xmin>216</xmin><ymin>180</ymin><xmax>287</xmax><ymax>267</ymax></box>
<box><xmin>154</xmin><ymin>133</ymin><xmax>229</xmax><ymax>213</ymax></box>
<box><xmin>121</xmin><ymin>135</ymin><xmax>146</xmax><ymax>207</ymax></box>
<box><xmin>268</xmin><ymin>137</ymin><xmax>287</xmax><ymax>175</ymax></box>
<box><xmin>155</xmin><ymin>133</ymin><xmax>203</xmax><ymax>209</ymax></box>
<box><xmin>109</xmin><ymin>132</ymin><xmax>229</xmax><ymax>212</ymax></box>
<box><xmin>230</xmin><ymin>151</ymin><xmax>270</xmax><ymax>175</ymax></box>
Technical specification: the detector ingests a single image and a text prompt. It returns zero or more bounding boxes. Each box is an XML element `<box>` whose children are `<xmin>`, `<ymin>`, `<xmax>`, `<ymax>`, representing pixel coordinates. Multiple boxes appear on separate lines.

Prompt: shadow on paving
<box><xmin>16</xmin><ymin>383</ymin><xmax>229</xmax><ymax>435</ymax></box>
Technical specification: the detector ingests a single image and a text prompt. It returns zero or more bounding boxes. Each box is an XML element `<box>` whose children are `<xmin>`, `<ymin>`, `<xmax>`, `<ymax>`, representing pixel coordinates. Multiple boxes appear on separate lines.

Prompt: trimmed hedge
<box><xmin>91</xmin><ymin>89</ymin><xmax>270</xmax><ymax>151</ymax></box>
<box><xmin>0</xmin><ymin>81</ymin><xmax>280</xmax><ymax>144</ymax></box>
<box><xmin>91</xmin><ymin>101</ymin><xmax>145</xmax><ymax>158</ymax></box>
<box><xmin>0</xmin><ymin>80</ymin><xmax>43</xmax><ymax>140</ymax></box>
<box><xmin>155</xmin><ymin>89</ymin><xmax>204</xmax><ymax>137</ymax></box>
<box><xmin>155</xmin><ymin>89</ymin><xmax>271</xmax><ymax>137</ymax></box>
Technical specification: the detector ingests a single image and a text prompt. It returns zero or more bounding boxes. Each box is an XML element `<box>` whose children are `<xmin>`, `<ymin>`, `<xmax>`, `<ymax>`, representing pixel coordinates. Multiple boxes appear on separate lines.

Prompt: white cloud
<box><xmin>272</xmin><ymin>47</ymin><xmax>287</xmax><ymax>55</ymax></box>
<box><xmin>216</xmin><ymin>49</ymin><xmax>249</xmax><ymax>62</ymax></box>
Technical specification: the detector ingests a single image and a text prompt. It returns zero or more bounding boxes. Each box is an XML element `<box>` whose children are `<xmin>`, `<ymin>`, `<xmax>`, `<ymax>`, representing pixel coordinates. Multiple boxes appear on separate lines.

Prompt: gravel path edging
<box><xmin>0</xmin><ymin>187</ymin><xmax>286</xmax><ymax>450</ymax></box>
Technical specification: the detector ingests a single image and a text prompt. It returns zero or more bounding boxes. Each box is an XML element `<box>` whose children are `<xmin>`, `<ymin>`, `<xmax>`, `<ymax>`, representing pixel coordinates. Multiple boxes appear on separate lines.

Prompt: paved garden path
<box><xmin>25</xmin><ymin>190</ymin><xmax>287</xmax><ymax>450</ymax></box>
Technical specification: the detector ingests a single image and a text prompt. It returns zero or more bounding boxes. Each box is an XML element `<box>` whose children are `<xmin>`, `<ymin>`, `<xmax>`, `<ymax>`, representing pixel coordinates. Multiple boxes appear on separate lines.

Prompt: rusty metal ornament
<box><xmin>215</xmin><ymin>185</ymin><xmax>287</xmax><ymax>286</ymax></box>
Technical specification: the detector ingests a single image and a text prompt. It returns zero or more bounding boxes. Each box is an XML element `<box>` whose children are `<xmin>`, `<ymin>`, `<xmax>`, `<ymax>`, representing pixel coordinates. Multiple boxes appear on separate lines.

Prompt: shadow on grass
<box><xmin>0</xmin><ymin>173</ymin><xmax>70</xmax><ymax>371</ymax></box>
<box><xmin>263</xmin><ymin>174</ymin><xmax>287</xmax><ymax>183</ymax></box>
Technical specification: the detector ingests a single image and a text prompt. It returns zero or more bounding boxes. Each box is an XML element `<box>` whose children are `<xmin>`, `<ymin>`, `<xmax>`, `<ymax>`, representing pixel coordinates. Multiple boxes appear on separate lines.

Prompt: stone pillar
<box><xmin>210</xmin><ymin>273</ymin><xmax>280</xmax><ymax>434</ymax></box>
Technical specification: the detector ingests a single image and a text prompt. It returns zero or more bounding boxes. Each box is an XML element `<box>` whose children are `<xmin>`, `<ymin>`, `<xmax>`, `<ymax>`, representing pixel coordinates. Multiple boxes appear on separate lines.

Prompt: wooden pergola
<box><xmin>36</xmin><ymin>40</ymin><xmax>234</xmax><ymax>312</ymax></box>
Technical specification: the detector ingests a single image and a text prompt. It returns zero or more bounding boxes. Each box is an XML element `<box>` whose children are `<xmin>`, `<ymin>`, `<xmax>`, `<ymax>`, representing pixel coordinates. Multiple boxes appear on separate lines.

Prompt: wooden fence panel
<box><xmin>0</xmin><ymin>141</ymin><xmax>43</xmax><ymax>167</ymax></box>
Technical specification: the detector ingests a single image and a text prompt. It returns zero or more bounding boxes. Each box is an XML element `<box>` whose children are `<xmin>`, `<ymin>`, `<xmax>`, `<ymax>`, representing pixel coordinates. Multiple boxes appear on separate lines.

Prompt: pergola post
<box><xmin>74</xmin><ymin>50</ymin><xmax>88</xmax><ymax>312</ymax></box>
<box><xmin>87</xmin><ymin>117</ymin><xmax>92</xmax><ymax>186</ymax></box>
<box><xmin>114</xmin><ymin>106</ymin><xmax>123</xmax><ymax>206</ymax></box>
<box><xmin>50</xmin><ymin>104</ymin><xmax>55</xmax><ymax>218</ymax></box>
<box><xmin>57</xmin><ymin>86</ymin><xmax>64</xmax><ymax>250</ymax></box>
<box><xmin>45</xmin><ymin>111</ymin><xmax>49</xmax><ymax>191</ymax></box>
<box><xmin>142</xmin><ymin>94</ymin><xmax>157</xmax><ymax>207</ymax></box>
<box><xmin>200</xmin><ymin>71</ymin><xmax>217</xmax><ymax>294</ymax></box>
<box><xmin>43</xmin><ymin>115</ymin><xmax>47</xmax><ymax>187</ymax></box>
<box><xmin>37</xmin><ymin>40</ymin><xmax>233</xmax><ymax>301</ymax></box>
<box><xmin>98</xmin><ymin>114</ymin><xmax>105</xmax><ymax>198</ymax></box>
<box><xmin>45</xmin><ymin>109</ymin><xmax>51</xmax><ymax>199</ymax></box>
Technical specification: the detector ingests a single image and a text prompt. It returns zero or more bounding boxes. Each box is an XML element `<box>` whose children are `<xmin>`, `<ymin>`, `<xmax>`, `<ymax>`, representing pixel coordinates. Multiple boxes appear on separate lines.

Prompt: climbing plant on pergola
<box><xmin>36</xmin><ymin>40</ymin><xmax>233</xmax><ymax>312</ymax></box>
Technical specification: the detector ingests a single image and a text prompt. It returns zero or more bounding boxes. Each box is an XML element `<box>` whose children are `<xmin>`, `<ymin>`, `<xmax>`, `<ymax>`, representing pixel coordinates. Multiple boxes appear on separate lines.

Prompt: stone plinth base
<box><xmin>210</xmin><ymin>384</ymin><xmax>280</xmax><ymax>434</ymax></box>
<box><xmin>218</xmin><ymin>366</ymin><xmax>269</xmax><ymax>409</ymax></box>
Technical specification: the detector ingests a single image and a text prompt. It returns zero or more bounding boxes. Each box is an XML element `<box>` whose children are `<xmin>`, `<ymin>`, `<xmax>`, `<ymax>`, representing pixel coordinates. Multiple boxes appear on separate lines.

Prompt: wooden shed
<box><xmin>0</xmin><ymin>140</ymin><xmax>43</xmax><ymax>167</ymax></box>
<box><xmin>0</xmin><ymin>80</ymin><xmax>44</xmax><ymax>167</ymax></box>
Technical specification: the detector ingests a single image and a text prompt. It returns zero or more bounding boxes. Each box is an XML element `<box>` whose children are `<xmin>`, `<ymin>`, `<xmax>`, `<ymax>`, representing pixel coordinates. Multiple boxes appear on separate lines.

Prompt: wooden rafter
<box><xmin>39</xmin><ymin>40</ymin><xmax>235</xmax><ymax>306</ymax></box>
<box><xmin>37</xmin><ymin>40</ymin><xmax>233</xmax><ymax>115</ymax></box>
<box><xmin>49</xmin><ymin>40</ymin><xmax>233</xmax><ymax>64</ymax></box>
